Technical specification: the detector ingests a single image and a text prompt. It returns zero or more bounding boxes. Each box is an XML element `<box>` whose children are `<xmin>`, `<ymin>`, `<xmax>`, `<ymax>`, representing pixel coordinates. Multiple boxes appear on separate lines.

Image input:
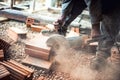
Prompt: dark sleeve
<box><xmin>61</xmin><ymin>0</ymin><xmax>73</xmax><ymax>16</ymax></box>
<box><xmin>71</xmin><ymin>0</ymin><xmax>87</xmax><ymax>16</ymax></box>
<box><xmin>85</xmin><ymin>0</ymin><xmax>102</xmax><ymax>24</ymax></box>
<box><xmin>63</xmin><ymin>0</ymin><xmax>87</xmax><ymax>26</ymax></box>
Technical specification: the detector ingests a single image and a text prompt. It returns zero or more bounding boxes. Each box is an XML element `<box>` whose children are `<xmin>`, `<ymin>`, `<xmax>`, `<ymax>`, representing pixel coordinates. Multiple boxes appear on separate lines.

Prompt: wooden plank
<box><xmin>0</xmin><ymin>9</ymin><xmax>80</xmax><ymax>28</ymax></box>
<box><xmin>22</xmin><ymin>56</ymin><xmax>53</xmax><ymax>72</ymax></box>
<box><xmin>0</xmin><ymin>9</ymin><xmax>28</xmax><ymax>22</ymax></box>
<box><xmin>0</xmin><ymin>9</ymin><xmax>41</xmax><ymax>23</ymax></box>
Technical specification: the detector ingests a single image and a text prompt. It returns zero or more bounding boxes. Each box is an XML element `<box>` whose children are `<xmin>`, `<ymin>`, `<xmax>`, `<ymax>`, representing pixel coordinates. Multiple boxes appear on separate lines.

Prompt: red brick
<box><xmin>0</xmin><ymin>49</ymin><xmax>4</xmax><ymax>61</ymax></box>
<box><xmin>75</xmin><ymin>27</ymin><xmax>80</xmax><ymax>34</ymax></box>
<box><xmin>25</xmin><ymin>35</ymin><xmax>51</xmax><ymax>60</ymax></box>
<box><xmin>22</xmin><ymin>56</ymin><xmax>53</xmax><ymax>72</ymax></box>
<box><xmin>37</xmin><ymin>76</ymin><xmax>46</xmax><ymax>80</ymax></box>
<box><xmin>25</xmin><ymin>47</ymin><xmax>50</xmax><ymax>60</ymax></box>
<box><xmin>0</xmin><ymin>39</ymin><xmax>11</xmax><ymax>59</ymax></box>
<box><xmin>26</xmin><ymin>18</ymin><xmax>34</xmax><ymax>27</ymax></box>
<box><xmin>31</xmin><ymin>25</ymin><xmax>47</xmax><ymax>32</ymax></box>
<box><xmin>7</xmin><ymin>27</ymin><xmax>27</xmax><ymax>39</ymax></box>
<box><xmin>0</xmin><ymin>60</ymin><xmax>34</xmax><ymax>80</ymax></box>
<box><xmin>0</xmin><ymin>65</ymin><xmax>10</xmax><ymax>80</ymax></box>
<box><xmin>6</xmin><ymin>28</ymin><xmax>18</xmax><ymax>42</ymax></box>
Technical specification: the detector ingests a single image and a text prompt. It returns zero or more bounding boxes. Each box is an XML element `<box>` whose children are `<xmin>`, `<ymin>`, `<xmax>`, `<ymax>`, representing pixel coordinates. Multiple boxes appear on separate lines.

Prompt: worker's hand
<box><xmin>53</xmin><ymin>19</ymin><xmax>63</xmax><ymax>29</ymax></box>
<box><xmin>53</xmin><ymin>15</ymin><xmax>66</xmax><ymax>31</ymax></box>
<box><xmin>53</xmin><ymin>20</ymin><xmax>62</xmax><ymax>33</ymax></box>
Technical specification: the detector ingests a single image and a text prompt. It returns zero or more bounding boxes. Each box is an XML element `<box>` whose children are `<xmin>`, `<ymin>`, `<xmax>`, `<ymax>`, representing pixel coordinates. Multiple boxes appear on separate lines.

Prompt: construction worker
<box><xmin>54</xmin><ymin>0</ymin><xmax>120</xmax><ymax>72</ymax></box>
<box><xmin>91</xmin><ymin>0</ymin><xmax>120</xmax><ymax>70</ymax></box>
<box><xmin>53</xmin><ymin>0</ymin><xmax>101</xmax><ymax>38</ymax></box>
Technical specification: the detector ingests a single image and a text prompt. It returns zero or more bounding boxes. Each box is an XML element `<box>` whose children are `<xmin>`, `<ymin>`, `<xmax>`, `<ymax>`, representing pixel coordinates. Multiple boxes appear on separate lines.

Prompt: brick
<box><xmin>0</xmin><ymin>62</ymin><xmax>28</xmax><ymax>79</ymax></box>
<box><xmin>31</xmin><ymin>25</ymin><xmax>47</xmax><ymax>32</ymax></box>
<box><xmin>0</xmin><ymin>65</ymin><xmax>10</xmax><ymax>80</ymax></box>
<box><xmin>0</xmin><ymin>39</ymin><xmax>11</xmax><ymax>59</ymax></box>
<box><xmin>70</xmin><ymin>27</ymin><xmax>80</xmax><ymax>34</ymax></box>
<box><xmin>25</xmin><ymin>47</ymin><xmax>50</xmax><ymax>60</ymax></box>
<box><xmin>7</xmin><ymin>27</ymin><xmax>27</xmax><ymax>39</ymax></box>
<box><xmin>0</xmin><ymin>49</ymin><xmax>4</xmax><ymax>61</ymax></box>
<box><xmin>25</xmin><ymin>35</ymin><xmax>51</xmax><ymax>60</ymax></box>
<box><xmin>26</xmin><ymin>17</ymin><xmax>34</xmax><ymax>27</ymax></box>
<box><xmin>9</xmin><ymin>60</ymin><xmax>34</xmax><ymax>74</ymax></box>
<box><xmin>6</xmin><ymin>28</ymin><xmax>18</xmax><ymax>42</ymax></box>
<box><xmin>0</xmin><ymin>39</ymin><xmax>11</xmax><ymax>49</ymax></box>
<box><xmin>26</xmin><ymin>44</ymin><xmax>50</xmax><ymax>53</ymax></box>
<box><xmin>31</xmin><ymin>25</ymin><xmax>42</xmax><ymax>32</ymax></box>
<box><xmin>37</xmin><ymin>76</ymin><xmax>46</xmax><ymax>80</ymax></box>
<box><xmin>22</xmin><ymin>56</ymin><xmax>53</xmax><ymax>72</ymax></box>
<box><xmin>75</xmin><ymin>27</ymin><xmax>80</xmax><ymax>34</ymax></box>
<box><xmin>0</xmin><ymin>60</ymin><xmax>34</xmax><ymax>80</ymax></box>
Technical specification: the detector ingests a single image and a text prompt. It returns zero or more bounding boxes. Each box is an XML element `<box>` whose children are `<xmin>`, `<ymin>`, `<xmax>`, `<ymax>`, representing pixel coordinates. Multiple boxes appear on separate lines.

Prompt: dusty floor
<box><xmin>0</xmin><ymin>20</ymin><xmax>120</xmax><ymax>80</ymax></box>
<box><xmin>0</xmin><ymin>20</ymin><xmax>95</xmax><ymax>80</ymax></box>
<box><xmin>0</xmin><ymin>1</ymin><xmax>120</xmax><ymax>78</ymax></box>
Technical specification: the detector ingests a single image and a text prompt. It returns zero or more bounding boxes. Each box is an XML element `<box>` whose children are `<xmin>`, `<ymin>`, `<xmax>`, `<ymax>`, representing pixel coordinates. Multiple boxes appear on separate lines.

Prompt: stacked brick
<box><xmin>0</xmin><ymin>39</ymin><xmax>11</xmax><ymax>59</ymax></box>
<box><xmin>0</xmin><ymin>50</ymin><xmax>4</xmax><ymax>61</ymax></box>
<box><xmin>0</xmin><ymin>60</ymin><xmax>34</xmax><ymax>80</ymax></box>
<box><xmin>25</xmin><ymin>44</ymin><xmax>51</xmax><ymax>60</ymax></box>
<box><xmin>0</xmin><ymin>65</ymin><xmax>10</xmax><ymax>80</ymax></box>
<box><xmin>0</xmin><ymin>38</ymin><xmax>34</xmax><ymax>80</ymax></box>
<box><xmin>22</xmin><ymin>35</ymin><xmax>53</xmax><ymax>72</ymax></box>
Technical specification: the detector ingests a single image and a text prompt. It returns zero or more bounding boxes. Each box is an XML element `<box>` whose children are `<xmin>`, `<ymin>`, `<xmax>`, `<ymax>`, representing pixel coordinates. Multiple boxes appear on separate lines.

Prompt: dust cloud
<box><xmin>46</xmin><ymin>34</ymin><xmax>120</xmax><ymax>80</ymax></box>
